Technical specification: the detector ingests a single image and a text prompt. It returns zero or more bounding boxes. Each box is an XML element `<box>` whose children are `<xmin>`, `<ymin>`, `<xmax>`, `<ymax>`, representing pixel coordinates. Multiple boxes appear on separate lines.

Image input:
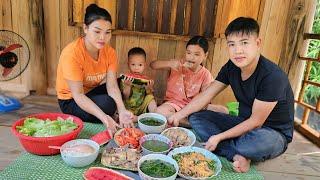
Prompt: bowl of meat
<box><xmin>161</xmin><ymin>127</ymin><xmax>196</xmax><ymax>148</ymax></box>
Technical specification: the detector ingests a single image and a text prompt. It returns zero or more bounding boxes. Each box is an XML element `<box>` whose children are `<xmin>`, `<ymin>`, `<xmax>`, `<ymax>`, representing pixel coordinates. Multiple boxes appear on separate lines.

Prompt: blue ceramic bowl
<box><xmin>161</xmin><ymin>127</ymin><xmax>196</xmax><ymax>148</ymax></box>
<box><xmin>138</xmin><ymin>154</ymin><xmax>179</xmax><ymax>180</ymax></box>
<box><xmin>139</xmin><ymin>134</ymin><xmax>173</xmax><ymax>155</ymax></box>
<box><xmin>138</xmin><ymin>113</ymin><xmax>167</xmax><ymax>134</ymax></box>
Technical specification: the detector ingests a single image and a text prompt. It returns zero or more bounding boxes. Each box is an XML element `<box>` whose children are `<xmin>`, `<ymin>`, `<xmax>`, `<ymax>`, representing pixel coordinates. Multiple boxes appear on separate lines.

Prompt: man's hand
<box><xmin>119</xmin><ymin>109</ymin><xmax>135</xmax><ymax>128</ymax></box>
<box><xmin>205</xmin><ymin>135</ymin><xmax>222</xmax><ymax>151</ymax></box>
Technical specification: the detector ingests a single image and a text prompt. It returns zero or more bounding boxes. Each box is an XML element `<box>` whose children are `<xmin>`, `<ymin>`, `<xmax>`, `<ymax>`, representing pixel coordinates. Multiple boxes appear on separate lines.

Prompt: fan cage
<box><xmin>0</xmin><ymin>30</ymin><xmax>30</xmax><ymax>81</ymax></box>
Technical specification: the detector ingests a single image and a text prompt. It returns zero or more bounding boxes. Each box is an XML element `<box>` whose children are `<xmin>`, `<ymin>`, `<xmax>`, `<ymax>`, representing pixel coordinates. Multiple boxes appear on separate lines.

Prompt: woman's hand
<box><xmin>102</xmin><ymin>116</ymin><xmax>120</xmax><ymax>135</ymax></box>
<box><xmin>205</xmin><ymin>135</ymin><xmax>222</xmax><ymax>151</ymax></box>
<box><xmin>119</xmin><ymin>109</ymin><xmax>135</xmax><ymax>128</ymax></box>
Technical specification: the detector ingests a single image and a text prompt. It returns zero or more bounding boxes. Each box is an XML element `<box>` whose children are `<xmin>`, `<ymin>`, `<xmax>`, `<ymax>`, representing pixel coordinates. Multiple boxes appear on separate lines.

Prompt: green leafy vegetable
<box><xmin>142</xmin><ymin>140</ymin><xmax>169</xmax><ymax>152</ymax></box>
<box><xmin>16</xmin><ymin>117</ymin><xmax>77</xmax><ymax>137</ymax></box>
<box><xmin>208</xmin><ymin>160</ymin><xmax>216</xmax><ymax>170</ymax></box>
<box><xmin>140</xmin><ymin>159</ymin><xmax>176</xmax><ymax>178</ymax></box>
<box><xmin>140</xmin><ymin>117</ymin><xmax>164</xmax><ymax>126</ymax></box>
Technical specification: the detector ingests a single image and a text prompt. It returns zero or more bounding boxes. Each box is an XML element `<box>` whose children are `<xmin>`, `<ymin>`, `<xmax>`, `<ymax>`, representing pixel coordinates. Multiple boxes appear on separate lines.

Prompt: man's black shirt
<box><xmin>216</xmin><ymin>55</ymin><xmax>294</xmax><ymax>143</ymax></box>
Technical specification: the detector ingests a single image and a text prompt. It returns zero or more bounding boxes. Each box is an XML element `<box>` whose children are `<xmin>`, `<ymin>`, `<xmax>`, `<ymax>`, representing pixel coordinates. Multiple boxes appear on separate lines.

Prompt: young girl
<box><xmin>119</xmin><ymin>47</ymin><xmax>157</xmax><ymax>119</ymax></box>
<box><xmin>150</xmin><ymin>36</ymin><xmax>227</xmax><ymax>126</ymax></box>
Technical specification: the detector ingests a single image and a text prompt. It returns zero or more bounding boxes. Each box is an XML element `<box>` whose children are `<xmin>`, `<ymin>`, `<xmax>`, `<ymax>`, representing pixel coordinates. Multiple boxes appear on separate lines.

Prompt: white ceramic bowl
<box><xmin>138</xmin><ymin>154</ymin><xmax>179</xmax><ymax>180</ymax></box>
<box><xmin>139</xmin><ymin>134</ymin><xmax>173</xmax><ymax>155</ymax></box>
<box><xmin>161</xmin><ymin>127</ymin><xmax>196</xmax><ymax>148</ymax></box>
<box><xmin>60</xmin><ymin>139</ymin><xmax>99</xmax><ymax>168</ymax></box>
<box><xmin>168</xmin><ymin>146</ymin><xmax>222</xmax><ymax>180</ymax></box>
<box><xmin>138</xmin><ymin>113</ymin><xmax>167</xmax><ymax>134</ymax></box>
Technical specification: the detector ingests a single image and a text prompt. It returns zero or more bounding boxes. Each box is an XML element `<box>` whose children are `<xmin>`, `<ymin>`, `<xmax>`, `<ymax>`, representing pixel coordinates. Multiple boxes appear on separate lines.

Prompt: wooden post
<box><xmin>278</xmin><ymin>0</ymin><xmax>316</xmax><ymax>95</ymax></box>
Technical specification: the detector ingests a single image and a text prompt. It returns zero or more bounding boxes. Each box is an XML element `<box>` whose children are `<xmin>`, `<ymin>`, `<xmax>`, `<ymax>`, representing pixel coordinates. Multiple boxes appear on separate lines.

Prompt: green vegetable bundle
<box><xmin>16</xmin><ymin>117</ymin><xmax>78</xmax><ymax>137</ymax></box>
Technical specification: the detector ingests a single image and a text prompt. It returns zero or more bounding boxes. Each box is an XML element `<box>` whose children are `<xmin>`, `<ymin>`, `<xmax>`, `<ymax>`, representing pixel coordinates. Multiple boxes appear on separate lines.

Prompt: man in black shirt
<box><xmin>168</xmin><ymin>17</ymin><xmax>294</xmax><ymax>173</ymax></box>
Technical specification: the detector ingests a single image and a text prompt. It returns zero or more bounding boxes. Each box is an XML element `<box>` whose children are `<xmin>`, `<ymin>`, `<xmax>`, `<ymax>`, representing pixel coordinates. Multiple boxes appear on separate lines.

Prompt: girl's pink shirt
<box><xmin>164</xmin><ymin>59</ymin><xmax>213</xmax><ymax>110</ymax></box>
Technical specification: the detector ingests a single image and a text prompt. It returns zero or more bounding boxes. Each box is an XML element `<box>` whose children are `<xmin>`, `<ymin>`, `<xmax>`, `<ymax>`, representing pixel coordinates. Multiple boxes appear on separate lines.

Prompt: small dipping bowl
<box><xmin>60</xmin><ymin>139</ymin><xmax>99</xmax><ymax>168</ymax></box>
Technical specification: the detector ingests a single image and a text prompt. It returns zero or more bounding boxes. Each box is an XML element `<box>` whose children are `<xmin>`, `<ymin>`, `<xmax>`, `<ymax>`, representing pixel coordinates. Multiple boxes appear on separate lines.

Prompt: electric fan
<box><xmin>0</xmin><ymin>30</ymin><xmax>30</xmax><ymax>112</ymax></box>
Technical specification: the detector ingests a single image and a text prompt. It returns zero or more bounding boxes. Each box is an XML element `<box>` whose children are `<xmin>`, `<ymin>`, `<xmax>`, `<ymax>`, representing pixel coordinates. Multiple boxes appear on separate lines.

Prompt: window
<box><xmin>295</xmin><ymin>33</ymin><xmax>320</xmax><ymax>146</ymax></box>
<box><xmin>69</xmin><ymin>0</ymin><xmax>218</xmax><ymax>38</ymax></box>
<box><xmin>116</xmin><ymin>0</ymin><xmax>217</xmax><ymax>38</ymax></box>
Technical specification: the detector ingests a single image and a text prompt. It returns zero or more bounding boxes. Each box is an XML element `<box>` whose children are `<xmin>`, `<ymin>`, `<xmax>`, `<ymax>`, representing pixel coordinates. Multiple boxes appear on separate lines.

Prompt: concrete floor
<box><xmin>0</xmin><ymin>95</ymin><xmax>319</xmax><ymax>179</ymax></box>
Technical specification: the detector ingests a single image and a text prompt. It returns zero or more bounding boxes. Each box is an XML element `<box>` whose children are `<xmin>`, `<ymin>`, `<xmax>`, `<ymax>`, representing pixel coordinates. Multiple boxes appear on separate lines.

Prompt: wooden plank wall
<box><xmin>214</xmin><ymin>0</ymin><xmax>261</xmax><ymax>37</ymax></box>
<box><xmin>0</xmin><ymin>0</ymin><xmax>294</xmax><ymax>106</ymax></box>
<box><xmin>43</xmin><ymin>0</ymin><xmax>81</xmax><ymax>95</ymax></box>
<box><xmin>70</xmin><ymin>0</ymin><xmax>117</xmax><ymax>28</ymax></box>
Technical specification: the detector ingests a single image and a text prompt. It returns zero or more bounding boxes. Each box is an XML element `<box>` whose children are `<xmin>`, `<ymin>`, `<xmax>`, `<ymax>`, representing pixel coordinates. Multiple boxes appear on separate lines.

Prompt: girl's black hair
<box><xmin>186</xmin><ymin>36</ymin><xmax>209</xmax><ymax>53</ymax></box>
<box><xmin>225</xmin><ymin>17</ymin><xmax>259</xmax><ymax>37</ymax></box>
<box><xmin>84</xmin><ymin>4</ymin><xmax>112</xmax><ymax>26</ymax></box>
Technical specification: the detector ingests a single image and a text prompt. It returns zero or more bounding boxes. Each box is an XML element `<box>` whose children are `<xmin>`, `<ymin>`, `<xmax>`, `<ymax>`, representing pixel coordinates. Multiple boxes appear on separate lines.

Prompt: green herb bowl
<box><xmin>139</xmin><ymin>134</ymin><xmax>173</xmax><ymax>155</ymax></box>
<box><xmin>138</xmin><ymin>113</ymin><xmax>167</xmax><ymax>134</ymax></box>
<box><xmin>138</xmin><ymin>154</ymin><xmax>179</xmax><ymax>180</ymax></box>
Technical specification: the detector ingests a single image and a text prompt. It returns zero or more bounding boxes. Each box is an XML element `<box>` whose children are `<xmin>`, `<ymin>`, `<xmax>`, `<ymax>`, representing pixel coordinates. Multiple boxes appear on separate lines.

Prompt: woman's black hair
<box><xmin>186</xmin><ymin>36</ymin><xmax>209</xmax><ymax>53</ymax></box>
<box><xmin>225</xmin><ymin>17</ymin><xmax>259</xmax><ymax>37</ymax></box>
<box><xmin>84</xmin><ymin>4</ymin><xmax>112</xmax><ymax>26</ymax></box>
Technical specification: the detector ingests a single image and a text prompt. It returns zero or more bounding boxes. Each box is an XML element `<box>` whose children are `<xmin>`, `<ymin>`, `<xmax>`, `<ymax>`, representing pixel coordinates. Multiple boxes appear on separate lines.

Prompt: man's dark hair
<box><xmin>84</xmin><ymin>4</ymin><xmax>112</xmax><ymax>25</ymax></box>
<box><xmin>186</xmin><ymin>36</ymin><xmax>209</xmax><ymax>53</ymax></box>
<box><xmin>225</xmin><ymin>17</ymin><xmax>260</xmax><ymax>37</ymax></box>
<box><xmin>128</xmin><ymin>47</ymin><xmax>146</xmax><ymax>59</ymax></box>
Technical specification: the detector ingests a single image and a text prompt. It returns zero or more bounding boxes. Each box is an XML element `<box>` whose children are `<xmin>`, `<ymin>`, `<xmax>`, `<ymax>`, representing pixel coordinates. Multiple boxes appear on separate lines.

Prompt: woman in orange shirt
<box><xmin>56</xmin><ymin>4</ymin><xmax>134</xmax><ymax>134</ymax></box>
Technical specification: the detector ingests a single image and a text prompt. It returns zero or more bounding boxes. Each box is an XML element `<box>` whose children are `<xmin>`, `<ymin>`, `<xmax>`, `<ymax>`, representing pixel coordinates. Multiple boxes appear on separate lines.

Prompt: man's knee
<box><xmin>235</xmin><ymin>128</ymin><xmax>286</xmax><ymax>161</ymax></box>
<box><xmin>189</xmin><ymin>110</ymin><xmax>222</xmax><ymax>125</ymax></box>
<box><xmin>188</xmin><ymin>111</ymin><xmax>204</xmax><ymax>125</ymax></box>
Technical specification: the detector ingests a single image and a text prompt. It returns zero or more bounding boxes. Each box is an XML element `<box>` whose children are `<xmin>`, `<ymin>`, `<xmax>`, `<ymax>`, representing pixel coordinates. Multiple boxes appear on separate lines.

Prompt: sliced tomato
<box><xmin>114</xmin><ymin>128</ymin><xmax>144</xmax><ymax>149</ymax></box>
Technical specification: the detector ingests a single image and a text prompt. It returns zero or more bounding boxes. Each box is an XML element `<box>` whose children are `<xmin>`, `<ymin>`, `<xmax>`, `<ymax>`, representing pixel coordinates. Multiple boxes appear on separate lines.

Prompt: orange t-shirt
<box><xmin>164</xmin><ymin>59</ymin><xmax>213</xmax><ymax>110</ymax></box>
<box><xmin>56</xmin><ymin>37</ymin><xmax>118</xmax><ymax>100</ymax></box>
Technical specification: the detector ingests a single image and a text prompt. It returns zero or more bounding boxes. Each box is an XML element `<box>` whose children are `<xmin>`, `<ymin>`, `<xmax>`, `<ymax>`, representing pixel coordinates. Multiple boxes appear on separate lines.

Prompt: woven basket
<box><xmin>11</xmin><ymin>113</ymin><xmax>83</xmax><ymax>155</ymax></box>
